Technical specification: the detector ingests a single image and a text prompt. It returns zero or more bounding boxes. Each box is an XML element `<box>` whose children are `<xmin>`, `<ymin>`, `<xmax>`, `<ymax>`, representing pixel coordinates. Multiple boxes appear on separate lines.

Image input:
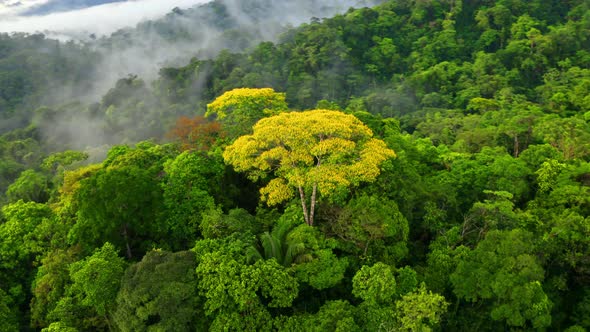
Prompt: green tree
<box><xmin>333</xmin><ymin>194</ymin><xmax>409</xmax><ymax>263</ymax></box>
<box><xmin>0</xmin><ymin>199</ymin><xmax>54</xmax><ymax>323</ymax></box>
<box><xmin>194</xmin><ymin>236</ymin><xmax>298</xmax><ymax>330</ymax></box>
<box><xmin>287</xmin><ymin>222</ymin><xmax>349</xmax><ymax>290</ymax></box>
<box><xmin>451</xmin><ymin>229</ymin><xmax>552</xmax><ymax>329</ymax></box>
<box><xmin>0</xmin><ymin>288</ymin><xmax>18</xmax><ymax>332</ymax></box>
<box><xmin>66</xmin><ymin>242</ymin><xmax>125</xmax><ymax>330</ymax></box>
<box><xmin>395</xmin><ymin>284</ymin><xmax>449</xmax><ymax>332</ymax></box>
<box><xmin>223</xmin><ymin>109</ymin><xmax>395</xmax><ymax>226</ymax></box>
<box><xmin>30</xmin><ymin>247</ymin><xmax>81</xmax><ymax>329</ymax></box>
<box><xmin>69</xmin><ymin>143</ymin><xmax>172</xmax><ymax>257</ymax></box>
<box><xmin>200</xmin><ymin>207</ymin><xmax>258</xmax><ymax>240</ymax></box>
<box><xmin>114</xmin><ymin>250</ymin><xmax>201</xmax><ymax>332</ymax></box>
<box><xmin>160</xmin><ymin>151</ymin><xmax>221</xmax><ymax>249</ymax></box>
<box><xmin>6</xmin><ymin>169</ymin><xmax>49</xmax><ymax>203</ymax></box>
<box><xmin>276</xmin><ymin>300</ymin><xmax>361</xmax><ymax>332</ymax></box>
<box><xmin>352</xmin><ymin>262</ymin><xmax>397</xmax><ymax>304</ymax></box>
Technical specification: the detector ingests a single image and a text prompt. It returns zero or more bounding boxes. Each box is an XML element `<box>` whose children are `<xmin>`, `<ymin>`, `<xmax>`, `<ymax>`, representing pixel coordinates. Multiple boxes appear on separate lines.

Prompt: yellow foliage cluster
<box><xmin>54</xmin><ymin>164</ymin><xmax>101</xmax><ymax>215</ymax></box>
<box><xmin>205</xmin><ymin>87</ymin><xmax>287</xmax><ymax>119</ymax></box>
<box><xmin>223</xmin><ymin>109</ymin><xmax>395</xmax><ymax>205</ymax></box>
<box><xmin>60</xmin><ymin>164</ymin><xmax>101</xmax><ymax>198</ymax></box>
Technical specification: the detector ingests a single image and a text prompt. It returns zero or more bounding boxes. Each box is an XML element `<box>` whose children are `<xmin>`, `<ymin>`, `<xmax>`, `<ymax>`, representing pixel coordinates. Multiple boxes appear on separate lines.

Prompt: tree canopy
<box><xmin>223</xmin><ymin>109</ymin><xmax>395</xmax><ymax>225</ymax></box>
<box><xmin>0</xmin><ymin>0</ymin><xmax>589</xmax><ymax>330</ymax></box>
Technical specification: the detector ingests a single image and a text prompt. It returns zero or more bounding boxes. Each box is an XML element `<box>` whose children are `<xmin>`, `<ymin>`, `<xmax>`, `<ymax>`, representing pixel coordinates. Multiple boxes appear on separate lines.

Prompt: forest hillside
<box><xmin>0</xmin><ymin>0</ymin><xmax>589</xmax><ymax>331</ymax></box>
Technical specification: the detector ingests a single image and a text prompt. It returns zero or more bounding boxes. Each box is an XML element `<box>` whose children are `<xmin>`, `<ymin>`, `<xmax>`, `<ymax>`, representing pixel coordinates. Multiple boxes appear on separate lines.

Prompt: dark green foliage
<box><xmin>160</xmin><ymin>151</ymin><xmax>222</xmax><ymax>249</ymax></box>
<box><xmin>68</xmin><ymin>143</ymin><xmax>173</xmax><ymax>257</ymax></box>
<box><xmin>0</xmin><ymin>0</ymin><xmax>588</xmax><ymax>330</ymax></box>
<box><xmin>331</xmin><ymin>194</ymin><xmax>409</xmax><ymax>264</ymax></box>
<box><xmin>451</xmin><ymin>229</ymin><xmax>552</xmax><ymax>328</ymax></box>
<box><xmin>114</xmin><ymin>250</ymin><xmax>200</xmax><ymax>332</ymax></box>
<box><xmin>30</xmin><ymin>247</ymin><xmax>82</xmax><ymax>329</ymax></box>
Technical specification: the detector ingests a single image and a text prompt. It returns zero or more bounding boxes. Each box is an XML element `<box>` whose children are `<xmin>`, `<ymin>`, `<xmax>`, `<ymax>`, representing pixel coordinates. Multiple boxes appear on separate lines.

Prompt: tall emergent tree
<box><xmin>206</xmin><ymin>87</ymin><xmax>288</xmax><ymax>138</ymax></box>
<box><xmin>223</xmin><ymin>109</ymin><xmax>395</xmax><ymax>226</ymax></box>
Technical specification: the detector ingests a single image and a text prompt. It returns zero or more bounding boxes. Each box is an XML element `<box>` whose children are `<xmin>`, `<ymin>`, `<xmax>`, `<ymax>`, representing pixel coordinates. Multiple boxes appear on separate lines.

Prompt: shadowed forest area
<box><xmin>0</xmin><ymin>0</ymin><xmax>589</xmax><ymax>330</ymax></box>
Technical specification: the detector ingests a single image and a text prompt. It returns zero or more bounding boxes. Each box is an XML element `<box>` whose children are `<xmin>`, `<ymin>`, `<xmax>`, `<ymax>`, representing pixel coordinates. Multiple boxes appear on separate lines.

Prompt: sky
<box><xmin>0</xmin><ymin>0</ymin><xmax>210</xmax><ymax>37</ymax></box>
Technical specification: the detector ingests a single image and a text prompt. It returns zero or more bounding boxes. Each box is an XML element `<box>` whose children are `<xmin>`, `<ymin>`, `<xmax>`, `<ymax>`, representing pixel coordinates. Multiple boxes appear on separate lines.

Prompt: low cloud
<box><xmin>0</xmin><ymin>0</ymin><xmax>209</xmax><ymax>37</ymax></box>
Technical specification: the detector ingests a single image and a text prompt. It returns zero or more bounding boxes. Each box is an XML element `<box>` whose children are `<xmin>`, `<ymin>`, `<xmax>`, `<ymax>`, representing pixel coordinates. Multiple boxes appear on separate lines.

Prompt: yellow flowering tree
<box><xmin>206</xmin><ymin>88</ymin><xmax>288</xmax><ymax>138</ymax></box>
<box><xmin>223</xmin><ymin>109</ymin><xmax>395</xmax><ymax>226</ymax></box>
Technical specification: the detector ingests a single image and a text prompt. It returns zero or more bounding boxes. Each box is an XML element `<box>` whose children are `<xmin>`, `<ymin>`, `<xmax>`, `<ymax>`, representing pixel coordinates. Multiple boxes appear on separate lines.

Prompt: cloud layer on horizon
<box><xmin>0</xmin><ymin>0</ymin><xmax>210</xmax><ymax>37</ymax></box>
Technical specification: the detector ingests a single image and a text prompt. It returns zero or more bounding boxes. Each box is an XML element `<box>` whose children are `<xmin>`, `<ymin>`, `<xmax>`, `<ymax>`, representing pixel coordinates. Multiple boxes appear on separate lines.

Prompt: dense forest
<box><xmin>1</xmin><ymin>0</ymin><xmax>589</xmax><ymax>330</ymax></box>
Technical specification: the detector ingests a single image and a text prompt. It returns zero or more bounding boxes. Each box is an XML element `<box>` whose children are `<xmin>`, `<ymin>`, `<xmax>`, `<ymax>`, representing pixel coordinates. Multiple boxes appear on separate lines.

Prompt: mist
<box><xmin>3</xmin><ymin>0</ymin><xmax>385</xmax><ymax>151</ymax></box>
<box><xmin>0</xmin><ymin>0</ymin><xmax>210</xmax><ymax>36</ymax></box>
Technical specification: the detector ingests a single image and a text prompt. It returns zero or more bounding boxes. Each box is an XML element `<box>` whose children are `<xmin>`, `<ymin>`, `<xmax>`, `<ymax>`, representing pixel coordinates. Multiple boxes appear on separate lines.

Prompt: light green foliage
<box><xmin>68</xmin><ymin>242</ymin><xmax>125</xmax><ymax>317</ymax></box>
<box><xmin>564</xmin><ymin>326</ymin><xmax>586</xmax><ymax>332</ymax></box>
<box><xmin>278</xmin><ymin>300</ymin><xmax>361</xmax><ymax>332</ymax></box>
<box><xmin>0</xmin><ymin>1</ymin><xmax>589</xmax><ymax>330</ymax></box>
<box><xmin>451</xmin><ymin>229</ymin><xmax>552</xmax><ymax>328</ymax></box>
<box><xmin>352</xmin><ymin>264</ymin><xmax>419</xmax><ymax>331</ymax></box>
<box><xmin>114</xmin><ymin>250</ymin><xmax>200</xmax><ymax>332</ymax></box>
<box><xmin>293</xmin><ymin>247</ymin><xmax>348</xmax><ymax>290</ymax></box>
<box><xmin>538</xmin><ymin>162</ymin><xmax>590</xmax><ymax>215</ymax></box>
<box><xmin>311</xmin><ymin>300</ymin><xmax>361</xmax><ymax>332</ymax></box>
<box><xmin>45</xmin><ymin>244</ymin><xmax>124</xmax><ymax>331</ymax></box>
<box><xmin>41</xmin><ymin>151</ymin><xmax>88</xmax><ymax>174</ymax></box>
<box><xmin>423</xmin><ymin>228</ymin><xmax>465</xmax><ymax>294</ymax></box>
<box><xmin>41</xmin><ymin>322</ymin><xmax>78</xmax><ymax>332</ymax></box>
<box><xmin>485</xmin><ymin>151</ymin><xmax>532</xmax><ymax>200</ymax></box>
<box><xmin>194</xmin><ymin>237</ymin><xmax>298</xmax><ymax>330</ymax></box>
<box><xmin>538</xmin><ymin>66</ymin><xmax>590</xmax><ymax>114</ymax></box>
<box><xmin>395</xmin><ymin>284</ymin><xmax>449</xmax><ymax>332</ymax></box>
<box><xmin>354</xmin><ymin>302</ymin><xmax>396</xmax><ymax>332</ymax></box>
<box><xmin>534</xmin><ymin>115</ymin><xmax>590</xmax><ymax>160</ymax></box>
<box><xmin>440</xmin><ymin>147</ymin><xmax>531</xmax><ymax>211</ymax></box>
<box><xmin>0</xmin><ymin>288</ymin><xmax>18</xmax><ymax>332</ymax></box>
<box><xmin>352</xmin><ymin>262</ymin><xmax>396</xmax><ymax>304</ymax></box>
<box><xmin>536</xmin><ymin>159</ymin><xmax>566</xmax><ymax>193</ymax></box>
<box><xmin>6</xmin><ymin>169</ymin><xmax>49</xmax><ymax>203</ymax></box>
<box><xmin>250</xmin><ymin>210</ymin><xmax>348</xmax><ymax>289</ymax></box>
<box><xmin>286</xmin><ymin>224</ymin><xmax>348</xmax><ymax>290</ymax></box>
<box><xmin>0</xmin><ymin>199</ymin><xmax>54</xmax><ymax>316</ymax></box>
<box><xmin>0</xmin><ymin>200</ymin><xmax>53</xmax><ymax>271</ymax></box>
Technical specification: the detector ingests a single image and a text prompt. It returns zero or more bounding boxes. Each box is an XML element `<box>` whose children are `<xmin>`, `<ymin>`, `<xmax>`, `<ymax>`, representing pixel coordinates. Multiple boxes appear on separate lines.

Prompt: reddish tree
<box><xmin>167</xmin><ymin>116</ymin><xmax>223</xmax><ymax>151</ymax></box>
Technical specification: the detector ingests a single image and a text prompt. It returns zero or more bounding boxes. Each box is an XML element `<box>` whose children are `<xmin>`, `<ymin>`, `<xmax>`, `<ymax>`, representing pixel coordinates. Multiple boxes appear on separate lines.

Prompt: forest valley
<box><xmin>0</xmin><ymin>0</ymin><xmax>589</xmax><ymax>331</ymax></box>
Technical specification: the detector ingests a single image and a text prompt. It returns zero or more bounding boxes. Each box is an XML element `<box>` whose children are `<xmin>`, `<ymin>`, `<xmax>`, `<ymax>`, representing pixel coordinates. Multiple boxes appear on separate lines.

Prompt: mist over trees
<box><xmin>0</xmin><ymin>0</ymin><xmax>589</xmax><ymax>331</ymax></box>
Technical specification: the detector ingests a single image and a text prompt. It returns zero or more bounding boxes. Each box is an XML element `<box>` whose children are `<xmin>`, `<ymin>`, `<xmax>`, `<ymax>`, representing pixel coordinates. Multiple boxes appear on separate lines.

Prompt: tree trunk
<box><xmin>122</xmin><ymin>225</ymin><xmax>132</xmax><ymax>259</ymax></box>
<box><xmin>298</xmin><ymin>186</ymin><xmax>310</xmax><ymax>225</ymax></box>
<box><xmin>309</xmin><ymin>184</ymin><xmax>317</xmax><ymax>226</ymax></box>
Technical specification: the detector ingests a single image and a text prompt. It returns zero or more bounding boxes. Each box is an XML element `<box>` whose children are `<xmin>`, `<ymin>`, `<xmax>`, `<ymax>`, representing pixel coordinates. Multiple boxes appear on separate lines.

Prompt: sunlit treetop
<box><xmin>206</xmin><ymin>88</ymin><xmax>288</xmax><ymax>138</ymax></box>
<box><xmin>223</xmin><ymin>109</ymin><xmax>395</xmax><ymax>225</ymax></box>
<box><xmin>206</xmin><ymin>88</ymin><xmax>288</xmax><ymax>118</ymax></box>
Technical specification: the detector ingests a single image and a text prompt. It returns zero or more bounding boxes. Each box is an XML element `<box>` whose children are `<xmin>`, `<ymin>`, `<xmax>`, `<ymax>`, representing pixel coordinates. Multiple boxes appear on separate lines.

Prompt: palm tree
<box><xmin>250</xmin><ymin>220</ymin><xmax>312</xmax><ymax>267</ymax></box>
